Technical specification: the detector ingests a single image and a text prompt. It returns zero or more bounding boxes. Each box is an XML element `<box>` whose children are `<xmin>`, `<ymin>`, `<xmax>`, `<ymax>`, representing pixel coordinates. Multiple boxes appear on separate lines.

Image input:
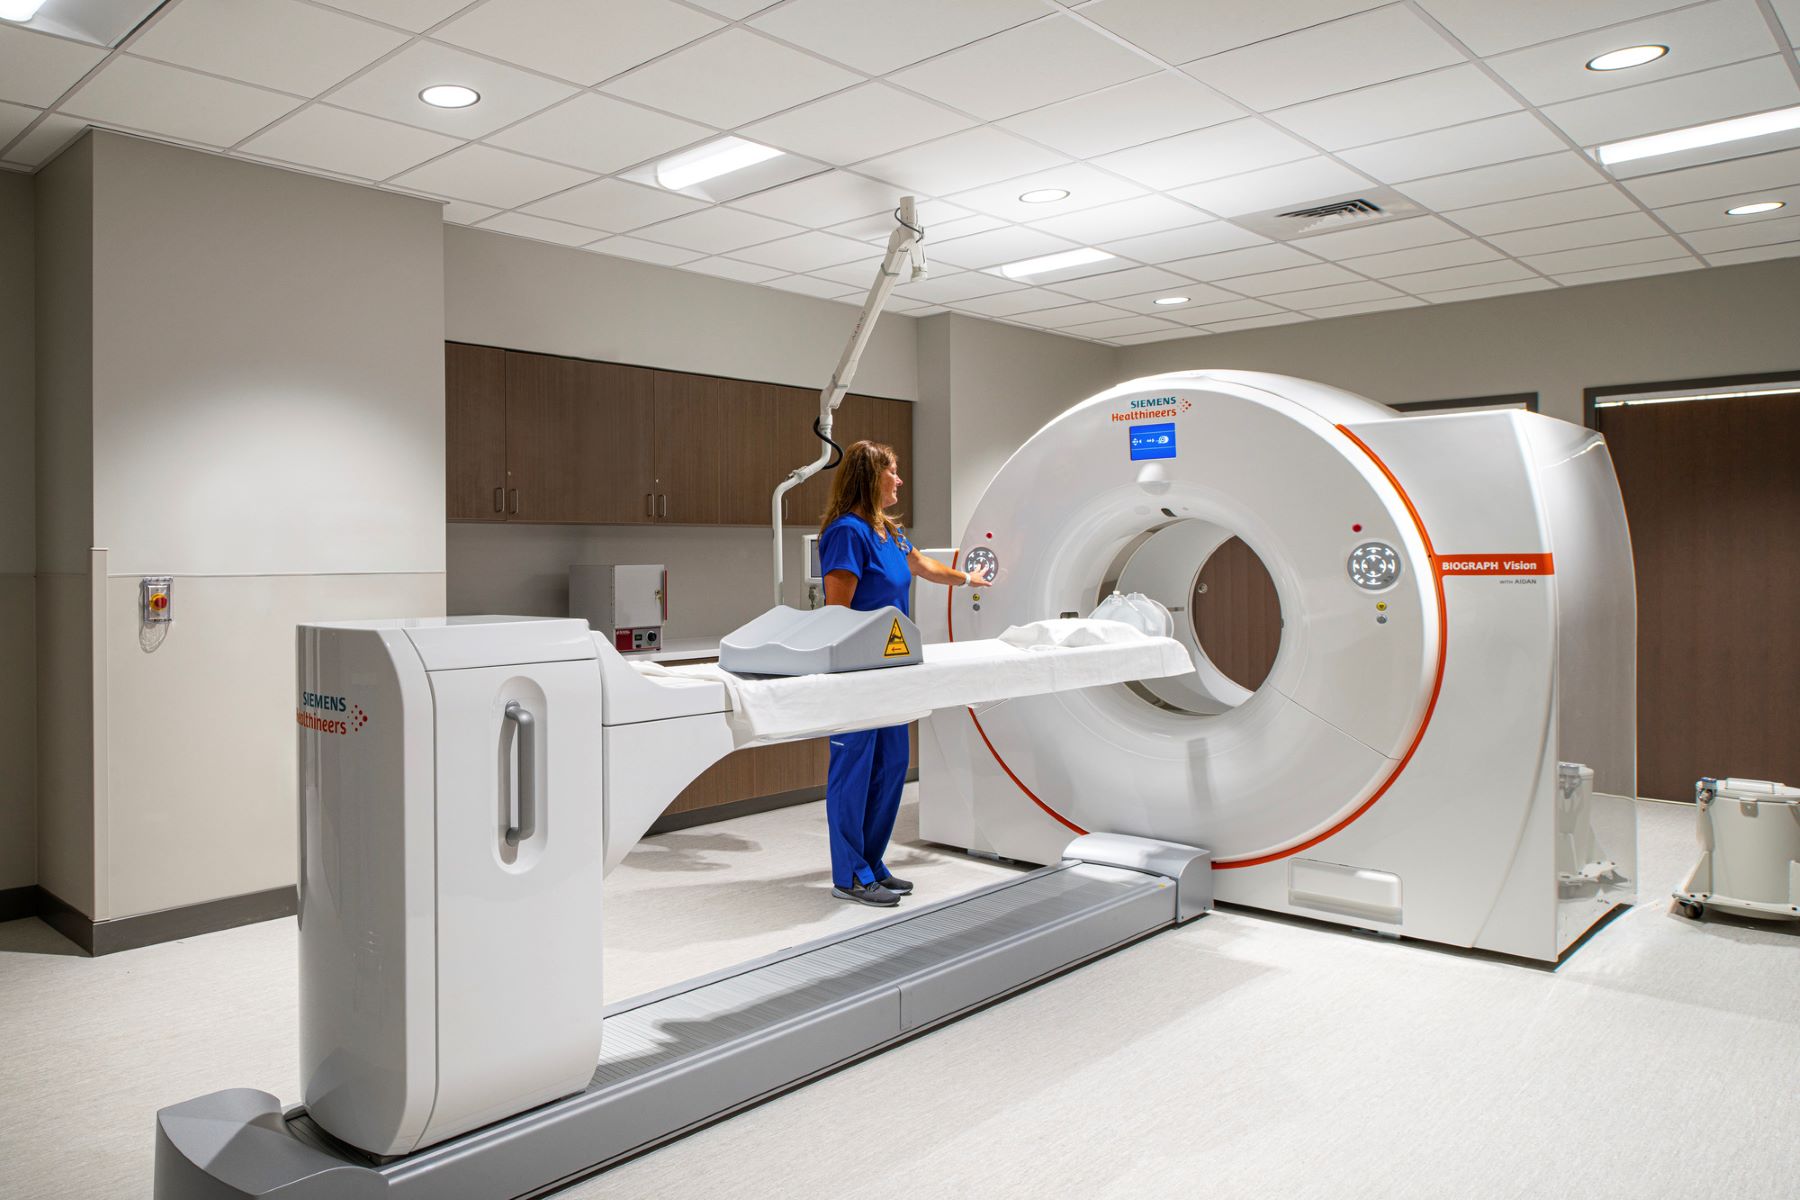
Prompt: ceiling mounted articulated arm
<box><xmin>771</xmin><ymin>197</ymin><xmax>926</xmax><ymax>606</ymax></box>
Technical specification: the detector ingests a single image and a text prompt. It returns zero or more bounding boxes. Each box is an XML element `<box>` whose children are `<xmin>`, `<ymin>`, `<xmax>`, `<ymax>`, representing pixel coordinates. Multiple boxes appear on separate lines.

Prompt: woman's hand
<box><xmin>964</xmin><ymin>568</ymin><xmax>995</xmax><ymax>589</ymax></box>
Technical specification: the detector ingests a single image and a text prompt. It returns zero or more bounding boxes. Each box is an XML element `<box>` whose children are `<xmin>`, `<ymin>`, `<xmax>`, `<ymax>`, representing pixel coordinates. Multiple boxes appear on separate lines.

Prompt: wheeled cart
<box><xmin>1673</xmin><ymin>777</ymin><xmax>1800</xmax><ymax>921</ymax></box>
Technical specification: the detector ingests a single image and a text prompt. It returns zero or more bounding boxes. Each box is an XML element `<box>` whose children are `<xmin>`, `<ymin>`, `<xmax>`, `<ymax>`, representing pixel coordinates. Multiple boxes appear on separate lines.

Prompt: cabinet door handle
<box><xmin>493</xmin><ymin>486</ymin><xmax>503</xmax><ymax>513</ymax></box>
<box><xmin>508</xmin><ymin>488</ymin><xmax>519</xmax><ymax>514</ymax></box>
<box><xmin>646</xmin><ymin>493</ymin><xmax>654</xmax><ymax>517</ymax></box>
<box><xmin>659</xmin><ymin>493</ymin><xmax>668</xmax><ymax>518</ymax></box>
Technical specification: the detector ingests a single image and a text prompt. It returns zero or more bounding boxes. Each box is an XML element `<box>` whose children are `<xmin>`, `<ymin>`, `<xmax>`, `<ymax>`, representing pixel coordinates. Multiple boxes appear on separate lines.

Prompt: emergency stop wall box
<box><xmin>570</xmin><ymin>564</ymin><xmax>666</xmax><ymax>653</ymax></box>
<box><xmin>141</xmin><ymin>576</ymin><xmax>173</xmax><ymax>625</ymax></box>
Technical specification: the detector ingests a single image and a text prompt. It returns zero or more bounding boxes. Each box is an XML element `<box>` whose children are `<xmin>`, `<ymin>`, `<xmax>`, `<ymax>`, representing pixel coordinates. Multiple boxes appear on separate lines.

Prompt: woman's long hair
<box><xmin>820</xmin><ymin>440</ymin><xmax>901</xmax><ymax>540</ymax></box>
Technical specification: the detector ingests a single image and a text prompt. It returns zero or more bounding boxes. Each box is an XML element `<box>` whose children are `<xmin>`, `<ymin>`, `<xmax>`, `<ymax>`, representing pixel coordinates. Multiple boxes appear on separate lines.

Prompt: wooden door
<box><xmin>652</xmin><ymin>372</ymin><xmax>727</xmax><ymax>524</ymax></box>
<box><xmin>717</xmin><ymin>379</ymin><xmax>779</xmax><ymax>526</ymax></box>
<box><xmin>504</xmin><ymin>352</ymin><xmax>655</xmax><ymax>524</ymax></box>
<box><xmin>1192</xmin><ymin>537</ymin><xmax>1281</xmax><ymax>691</ymax></box>
<box><xmin>776</xmin><ymin>384</ymin><xmax>834</xmax><ymax>527</ymax></box>
<box><xmin>872</xmin><ymin>397</ymin><xmax>916</xmax><ymax>534</ymax></box>
<box><xmin>1597</xmin><ymin>392</ymin><xmax>1800</xmax><ymax>800</ymax></box>
<box><xmin>446</xmin><ymin>343</ymin><xmax>507</xmax><ymax>522</ymax></box>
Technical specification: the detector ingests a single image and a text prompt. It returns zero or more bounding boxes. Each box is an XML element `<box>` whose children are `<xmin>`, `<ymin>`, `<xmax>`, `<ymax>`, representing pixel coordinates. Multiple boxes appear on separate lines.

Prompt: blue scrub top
<box><xmin>819</xmin><ymin>514</ymin><xmax>913</xmax><ymax>617</ymax></box>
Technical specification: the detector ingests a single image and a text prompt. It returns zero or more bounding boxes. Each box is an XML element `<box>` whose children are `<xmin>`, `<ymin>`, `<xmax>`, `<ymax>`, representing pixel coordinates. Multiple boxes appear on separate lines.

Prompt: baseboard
<box><xmin>0</xmin><ymin>884</ymin><xmax>36</xmax><ymax>924</ymax></box>
<box><xmin>28</xmin><ymin>884</ymin><xmax>297</xmax><ymax>956</ymax></box>
<box><xmin>647</xmin><ymin>767</ymin><xmax>920</xmax><ymax>836</ymax></box>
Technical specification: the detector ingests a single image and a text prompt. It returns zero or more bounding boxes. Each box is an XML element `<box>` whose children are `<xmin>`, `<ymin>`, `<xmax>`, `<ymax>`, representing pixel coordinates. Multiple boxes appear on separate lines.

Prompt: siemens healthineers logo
<box><xmin>1109</xmin><ymin>394</ymin><xmax>1193</xmax><ymax>423</ymax></box>
<box><xmin>296</xmin><ymin>691</ymin><xmax>370</xmax><ymax>736</ymax></box>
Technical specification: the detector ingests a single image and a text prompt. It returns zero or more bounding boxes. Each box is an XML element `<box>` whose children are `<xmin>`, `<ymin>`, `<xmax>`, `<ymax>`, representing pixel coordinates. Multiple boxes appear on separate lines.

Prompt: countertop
<box><xmin>621</xmin><ymin>636</ymin><xmax>721</xmax><ymax>664</ymax></box>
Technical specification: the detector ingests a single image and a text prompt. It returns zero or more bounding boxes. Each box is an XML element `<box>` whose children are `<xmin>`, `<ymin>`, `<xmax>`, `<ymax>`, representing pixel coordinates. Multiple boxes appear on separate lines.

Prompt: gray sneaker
<box><xmin>875</xmin><ymin>874</ymin><xmax>913</xmax><ymax>894</ymax></box>
<box><xmin>832</xmin><ymin>882</ymin><xmax>901</xmax><ymax>907</ymax></box>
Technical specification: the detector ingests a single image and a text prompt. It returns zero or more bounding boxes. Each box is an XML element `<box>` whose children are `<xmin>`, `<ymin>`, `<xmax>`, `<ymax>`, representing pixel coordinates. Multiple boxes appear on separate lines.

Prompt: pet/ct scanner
<box><xmin>156</xmin><ymin>371</ymin><xmax>1638</xmax><ymax>1199</ymax></box>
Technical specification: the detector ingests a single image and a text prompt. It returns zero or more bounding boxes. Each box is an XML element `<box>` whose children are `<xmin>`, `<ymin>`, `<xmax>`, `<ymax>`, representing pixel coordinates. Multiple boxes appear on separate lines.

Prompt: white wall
<box><xmin>38</xmin><ymin>132</ymin><xmax>448</xmax><ymax>921</ymax></box>
<box><xmin>1118</xmin><ymin>258</ymin><xmax>1800</xmax><ymax>424</ymax></box>
<box><xmin>443</xmin><ymin>225</ymin><xmax>930</xmax><ymax>630</ymax></box>
<box><xmin>1</xmin><ymin>171</ymin><xmax>36</xmax><ymax>893</ymax></box>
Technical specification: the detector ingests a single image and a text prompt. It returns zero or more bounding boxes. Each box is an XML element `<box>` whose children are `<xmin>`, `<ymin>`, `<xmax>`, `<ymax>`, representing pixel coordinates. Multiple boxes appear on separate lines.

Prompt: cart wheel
<box><xmin>1677</xmin><ymin>900</ymin><xmax>1704</xmax><ymax>920</ymax></box>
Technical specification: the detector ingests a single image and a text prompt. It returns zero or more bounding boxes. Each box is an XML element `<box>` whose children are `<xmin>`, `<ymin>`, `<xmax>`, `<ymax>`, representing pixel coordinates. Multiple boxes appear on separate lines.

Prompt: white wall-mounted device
<box><xmin>570</xmin><ymin>563</ymin><xmax>666</xmax><ymax>652</ymax></box>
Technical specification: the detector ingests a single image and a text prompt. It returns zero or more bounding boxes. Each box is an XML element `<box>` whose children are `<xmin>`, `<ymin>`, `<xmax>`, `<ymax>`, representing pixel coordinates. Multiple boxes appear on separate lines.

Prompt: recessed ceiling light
<box><xmin>0</xmin><ymin>0</ymin><xmax>47</xmax><ymax>19</ymax></box>
<box><xmin>1586</xmin><ymin>45</ymin><xmax>1668</xmax><ymax>72</ymax></box>
<box><xmin>998</xmin><ymin>247</ymin><xmax>1115</xmax><ymax>279</ymax></box>
<box><xmin>1153</xmin><ymin>296</ymin><xmax>1190</xmax><ymax>306</ymax></box>
<box><xmin>1019</xmin><ymin>188</ymin><xmax>1070</xmax><ymax>204</ymax></box>
<box><xmin>1725</xmin><ymin>200</ymin><xmax>1784</xmax><ymax>216</ymax></box>
<box><xmin>1596</xmin><ymin>104</ymin><xmax>1800</xmax><ymax>166</ymax></box>
<box><xmin>656</xmin><ymin>136</ymin><xmax>783</xmax><ymax>191</ymax></box>
<box><xmin>419</xmin><ymin>84</ymin><xmax>480</xmax><ymax>109</ymax></box>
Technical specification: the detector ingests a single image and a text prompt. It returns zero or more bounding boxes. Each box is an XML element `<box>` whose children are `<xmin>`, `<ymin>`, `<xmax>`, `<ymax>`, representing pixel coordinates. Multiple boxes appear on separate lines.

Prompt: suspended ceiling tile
<box><xmin>1224</xmin><ymin>261</ymin><xmax>1362</xmax><ymax>296</ymax></box>
<box><xmin>1412</xmin><ymin>0</ymin><xmax>1689</xmax><ymax>57</ymax></box>
<box><xmin>438</xmin><ymin>198</ymin><xmax>500</xmax><ymax>224</ymax></box>
<box><xmin>1171</xmin><ymin>156</ymin><xmax>1373</xmax><ymax>218</ymax></box>
<box><xmin>1185</xmin><ymin>6</ymin><xmax>1463</xmax><ymax>113</ymax></box>
<box><xmin>601</xmin><ymin>29</ymin><xmax>859</xmax><ymax>129</ymax></box>
<box><xmin>1112</xmin><ymin>326</ymin><xmax>1205</xmax><ymax>344</ymax></box>
<box><xmin>728</xmin><ymin>230</ymin><xmax>878</xmax><ymax>272</ymax></box>
<box><xmin>1771</xmin><ymin>0</ymin><xmax>1800</xmax><ymax>41</ymax></box>
<box><xmin>1010</xmin><ymin>301</ymin><xmax>1134</xmax><ymax>329</ymax></box>
<box><xmin>1620</xmin><ymin>145</ymin><xmax>1800</xmax><ymax>207</ymax></box>
<box><xmin>1447</xmin><ymin>184</ymin><xmax>1637</xmax><ymax>235</ymax></box>
<box><xmin>760</xmin><ymin>274</ymin><xmax>860</xmax><ymax>300</ymax></box>
<box><xmin>684</xmin><ymin>257</ymin><xmax>789</xmax><ymax>283</ymax></box>
<box><xmin>434</xmin><ymin>0</ymin><xmax>721</xmax><ymax>87</ymax></box>
<box><xmin>731</xmin><ymin>171</ymin><xmax>912</xmax><ymax>227</ymax></box>
<box><xmin>827</xmin><ymin>202</ymin><xmax>990</xmax><ymax>243</ymax></box>
<box><xmin>1295</xmin><ymin>214</ymin><xmax>1466</xmax><ymax>259</ymax></box>
<box><xmin>1703</xmin><ymin>240</ymin><xmax>1800</xmax><ymax>264</ymax></box>
<box><xmin>1092</xmin><ymin>119</ymin><xmax>1312</xmax><ymax>192</ymax></box>
<box><xmin>631</xmin><ymin>205</ymin><xmax>806</xmax><ymax>253</ymax></box>
<box><xmin>1483</xmin><ymin>211</ymin><xmax>1663</xmax><ymax>256</ymax></box>
<box><xmin>1271</xmin><ymin>64</ymin><xmax>1519</xmax><ymax>151</ymax></box>
<box><xmin>240</xmin><ymin>105</ymin><xmax>461</xmax><ymax>180</ymax></box>
<box><xmin>929</xmin><ymin>225</ymin><xmax>1079</xmax><ymax>270</ymax></box>
<box><xmin>1260</xmin><ymin>279</ymin><xmax>1404</xmax><ymax>309</ymax></box>
<box><xmin>687</xmin><ymin>0</ymin><xmax>782</xmax><ymax>17</ymax></box>
<box><xmin>1051</xmin><ymin>265</ymin><xmax>1194</xmax><ymax>301</ymax></box>
<box><xmin>1079</xmin><ymin>0</ymin><xmax>1387</xmax><ymax>64</ymax></box>
<box><xmin>476</xmin><ymin>211</ymin><xmax>604</xmax><ymax>247</ymax></box>
<box><xmin>947</xmin><ymin>163</ymin><xmax>1146</xmax><ymax>223</ymax></box>
<box><xmin>0</xmin><ymin>25</ymin><xmax>108</xmax><ymax>107</ymax></box>
<box><xmin>1518</xmin><ymin>235</ymin><xmax>1690</xmax><ymax>273</ymax></box>
<box><xmin>1102</xmin><ymin>221</ymin><xmax>1269</xmax><ymax>262</ymax></box>
<box><xmin>1302</xmin><ymin>295</ymin><xmax>1426</xmax><ymax>318</ymax></box>
<box><xmin>1551</xmin><ymin>258</ymin><xmax>1701</xmax><ymax>286</ymax></box>
<box><xmin>1414</xmin><ymin>277</ymin><xmax>1557</xmax><ymax>303</ymax></box>
<box><xmin>391</xmin><ymin>143</ymin><xmax>594</xmax><ymax>208</ymax></box>
<box><xmin>1485</xmin><ymin>0</ymin><xmax>1779</xmax><ymax>108</ymax></box>
<box><xmin>1206</xmin><ymin>312</ymin><xmax>1312</xmax><ymax>332</ymax></box>
<box><xmin>1336</xmin><ymin>111</ymin><xmax>1567</xmax><ymax>183</ymax></box>
<box><xmin>858</xmin><ymin>128</ymin><xmax>1068</xmax><ymax>197</ymax></box>
<box><xmin>894</xmin><ymin>271</ymin><xmax>1020</xmax><ymax>304</ymax></box>
<box><xmin>1341</xmin><ymin>238</ymin><xmax>1501</xmax><ymax>277</ymax></box>
<box><xmin>1398</xmin><ymin>152</ymin><xmax>1608</xmax><ymax>212</ymax></box>
<box><xmin>1028</xmin><ymin>195</ymin><xmax>1212</xmax><ymax>244</ymax></box>
<box><xmin>328</xmin><ymin>41</ymin><xmax>580</xmax><ymax>138</ymax></box>
<box><xmin>1382</xmin><ymin>258</ymin><xmax>1538</xmax><ymax>293</ymax></box>
<box><xmin>129</xmin><ymin>0</ymin><xmax>407</xmax><ymax>97</ymax></box>
<box><xmin>1061</xmin><ymin>314</ymin><xmax>1182</xmax><ymax>339</ymax></box>
<box><xmin>522</xmin><ymin>176</ymin><xmax>708</xmax><ymax>231</ymax></box>
<box><xmin>1166</xmin><ymin>241</ymin><xmax>1319</xmax><ymax>281</ymax></box>
<box><xmin>886</xmin><ymin>15</ymin><xmax>1156</xmax><ymax>123</ymax></box>
<box><xmin>1540</xmin><ymin>56</ymin><xmax>1800</xmax><ymax>147</ymax></box>
<box><xmin>1103</xmin><ymin>282</ymin><xmax>1241</xmax><ymax>312</ymax></box>
<box><xmin>809</xmin><ymin>255</ymin><xmax>928</xmax><ymax>287</ymax></box>
<box><xmin>0</xmin><ymin>101</ymin><xmax>37</xmax><ymax>147</ymax></box>
<box><xmin>1157</xmin><ymin>297</ymin><xmax>1284</xmax><ymax>325</ymax></box>
<box><xmin>947</xmin><ymin>287</ymin><xmax>1075</xmax><ymax>317</ymax></box>
<box><xmin>1657</xmin><ymin>189</ymin><xmax>1800</xmax><ymax>232</ymax></box>
<box><xmin>485</xmin><ymin>93</ymin><xmax>711</xmax><ymax>176</ymax></box>
<box><xmin>749</xmin><ymin>0</ymin><xmax>1044</xmax><ymax>76</ymax></box>
<box><xmin>1682</xmin><ymin>211</ymin><xmax>1800</xmax><ymax>251</ymax></box>
<box><xmin>0</xmin><ymin>112</ymin><xmax>85</xmax><ymax>167</ymax></box>
<box><xmin>587</xmin><ymin>235</ymin><xmax>704</xmax><ymax>266</ymax></box>
<box><xmin>741</xmin><ymin>83</ymin><xmax>976</xmax><ymax>167</ymax></box>
<box><xmin>996</xmin><ymin>72</ymin><xmax>1240</xmax><ymax>161</ymax></box>
<box><xmin>62</xmin><ymin>56</ymin><xmax>301</xmax><ymax>148</ymax></box>
<box><xmin>310</xmin><ymin>0</ymin><xmax>471</xmax><ymax>32</ymax></box>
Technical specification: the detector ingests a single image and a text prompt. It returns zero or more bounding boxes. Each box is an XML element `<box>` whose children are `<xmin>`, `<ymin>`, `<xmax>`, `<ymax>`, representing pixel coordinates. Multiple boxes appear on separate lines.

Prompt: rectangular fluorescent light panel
<box><xmin>1598</xmin><ymin>105</ymin><xmax>1800</xmax><ymax>166</ymax></box>
<box><xmin>999</xmin><ymin>247</ymin><xmax>1114</xmax><ymax>279</ymax></box>
<box><xmin>656</xmin><ymin>137</ymin><xmax>783</xmax><ymax>191</ymax></box>
<box><xmin>0</xmin><ymin>0</ymin><xmax>49</xmax><ymax>19</ymax></box>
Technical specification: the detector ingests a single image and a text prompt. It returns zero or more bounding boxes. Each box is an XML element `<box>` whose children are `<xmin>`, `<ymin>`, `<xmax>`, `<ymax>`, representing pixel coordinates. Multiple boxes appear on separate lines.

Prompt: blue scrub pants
<box><xmin>825</xmin><ymin>724</ymin><xmax>909</xmax><ymax>889</ymax></box>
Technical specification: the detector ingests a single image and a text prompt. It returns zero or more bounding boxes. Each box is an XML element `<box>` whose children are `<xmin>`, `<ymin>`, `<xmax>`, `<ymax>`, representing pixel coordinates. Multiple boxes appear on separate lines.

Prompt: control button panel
<box><xmin>615</xmin><ymin>627</ymin><xmax>661</xmax><ymax>652</ymax></box>
<box><xmin>1347</xmin><ymin>541</ymin><xmax>1400</xmax><ymax>591</ymax></box>
<box><xmin>963</xmin><ymin>546</ymin><xmax>999</xmax><ymax>583</ymax></box>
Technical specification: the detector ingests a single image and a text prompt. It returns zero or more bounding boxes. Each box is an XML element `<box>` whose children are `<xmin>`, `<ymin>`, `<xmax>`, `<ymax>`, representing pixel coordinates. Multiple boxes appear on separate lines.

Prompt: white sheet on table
<box><xmin>630</xmin><ymin>621</ymin><xmax>1191</xmax><ymax>745</ymax></box>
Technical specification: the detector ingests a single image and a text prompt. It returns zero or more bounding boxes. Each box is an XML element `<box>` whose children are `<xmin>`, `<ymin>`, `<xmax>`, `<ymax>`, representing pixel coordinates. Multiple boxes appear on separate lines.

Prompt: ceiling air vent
<box><xmin>1234</xmin><ymin>187</ymin><xmax>1423</xmax><ymax>242</ymax></box>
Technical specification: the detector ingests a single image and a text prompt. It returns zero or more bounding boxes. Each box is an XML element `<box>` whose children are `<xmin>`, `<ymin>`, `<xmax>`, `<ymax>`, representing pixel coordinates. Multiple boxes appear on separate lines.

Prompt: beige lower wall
<box><xmin>99</xmin><ymin>570</ymin><xmax>444</xmax><ymax>920</ymax></box>
<box><xmin>0</xmin><ymin>574</ymin><xmax>34</xmax><ymax>891</ymax></box>
<box><xmin>35</xmin><ymin>571</ymin><xmax>93</xmax><ymax>913</ymax></box>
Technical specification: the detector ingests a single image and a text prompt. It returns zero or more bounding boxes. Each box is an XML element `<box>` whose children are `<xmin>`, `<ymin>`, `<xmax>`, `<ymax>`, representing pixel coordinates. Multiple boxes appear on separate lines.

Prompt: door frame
<box><xmin>1583</xmin><ymin>369</ymin><xmax>1800</xmax><ymax>428</ymax></box>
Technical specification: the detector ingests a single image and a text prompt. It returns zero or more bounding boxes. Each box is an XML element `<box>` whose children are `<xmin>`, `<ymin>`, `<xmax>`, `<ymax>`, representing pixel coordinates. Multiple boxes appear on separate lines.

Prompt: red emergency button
<box><xmin>150</xmin><ymin>593</ymin><xmax>169</xmax><ymax>611</ymax></box>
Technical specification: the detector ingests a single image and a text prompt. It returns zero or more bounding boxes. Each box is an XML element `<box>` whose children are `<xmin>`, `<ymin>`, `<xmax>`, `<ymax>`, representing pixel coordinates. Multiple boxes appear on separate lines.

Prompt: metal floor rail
<box><xmin>157</xmin><ymin>852</ymin><xmax>1205</xmax><ymax>1200</ymax></box>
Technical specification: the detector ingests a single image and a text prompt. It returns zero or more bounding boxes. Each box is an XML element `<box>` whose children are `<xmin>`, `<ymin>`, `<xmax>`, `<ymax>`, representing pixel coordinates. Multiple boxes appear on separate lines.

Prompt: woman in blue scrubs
<box><xmin>818</xmin><ymin>440</ymin><xmax>993</xmax><ymax>906</ymax></box>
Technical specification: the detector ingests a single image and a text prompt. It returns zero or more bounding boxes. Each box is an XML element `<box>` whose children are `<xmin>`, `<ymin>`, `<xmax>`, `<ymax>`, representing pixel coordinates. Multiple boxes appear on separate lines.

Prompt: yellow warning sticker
<box><xmin>883</xmin><ymin>618</ymin><xmax>911</xmax><ymax>658</ymax></box>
